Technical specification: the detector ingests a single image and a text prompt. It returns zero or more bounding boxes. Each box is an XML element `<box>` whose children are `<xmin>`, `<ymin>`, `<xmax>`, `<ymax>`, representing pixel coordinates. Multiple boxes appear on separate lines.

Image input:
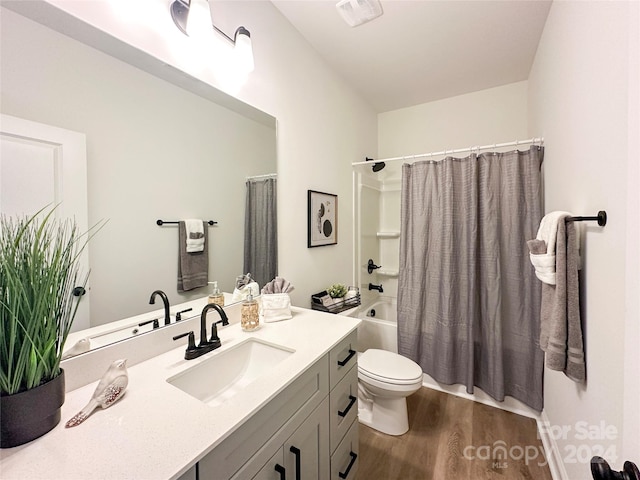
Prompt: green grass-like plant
<box><xmin>327</xmin><ymin>283</ymin><xmax>348</xmax><ymax>299</ymax></box>
<box><xmin>0</xmin><ymin>208</ymin><xmax>92</xmax><ymax>396</ymax></box>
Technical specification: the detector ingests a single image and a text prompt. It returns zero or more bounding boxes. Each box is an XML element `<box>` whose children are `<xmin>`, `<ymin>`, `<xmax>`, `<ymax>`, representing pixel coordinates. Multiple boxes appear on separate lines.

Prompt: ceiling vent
<box><xmin>336</xmin><ymin>0</ymin><xmax>383</xmax><ymax>27</ymax></box>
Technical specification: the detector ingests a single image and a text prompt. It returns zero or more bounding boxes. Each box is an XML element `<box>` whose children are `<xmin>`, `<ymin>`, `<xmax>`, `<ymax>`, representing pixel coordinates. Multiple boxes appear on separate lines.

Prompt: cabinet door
<box><xmin>283</xmin><ymin>397</ymin><xmax>330</xmax><ymax>480</ymax></box>
<box><xmin>252</xmin><ymin>449</ymin><xmax>286</xmax><ymax>480</ymax></box>
<box><xmin>175</xmin><ymin>465</ymin><xmax>196</xmax><ymax>480</ymax></box>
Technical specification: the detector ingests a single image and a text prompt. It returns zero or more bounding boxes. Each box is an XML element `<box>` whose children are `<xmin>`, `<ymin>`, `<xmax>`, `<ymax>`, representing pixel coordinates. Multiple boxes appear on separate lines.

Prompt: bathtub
<box><xmin>346</xmin><ymin>296</ymin><xmax>541</xmax><ymax>421</ymax></box>
<box><xmin>349</xmin><ymin>296</ymin><xmax>398</xmax><ymax>353</ymax></box>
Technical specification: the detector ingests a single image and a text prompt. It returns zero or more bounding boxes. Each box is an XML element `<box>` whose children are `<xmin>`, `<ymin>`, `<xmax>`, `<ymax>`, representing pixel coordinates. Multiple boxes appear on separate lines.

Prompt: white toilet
<box><xmin>357</xmin><ymin>349</ymin><xmax>423</xmax><ymax>436</ymax></box>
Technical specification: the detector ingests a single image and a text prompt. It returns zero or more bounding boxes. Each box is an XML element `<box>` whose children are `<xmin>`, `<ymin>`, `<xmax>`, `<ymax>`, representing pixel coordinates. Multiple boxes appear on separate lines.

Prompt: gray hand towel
<box><xmin>539</xmin><ymin>218</ymin><xmax>586</xmax><ymax>382</ymax></box>
<box><xmin>177</xmin><ymin>221</ymin><xmax>209</xmax><ymax>292</ymax></box>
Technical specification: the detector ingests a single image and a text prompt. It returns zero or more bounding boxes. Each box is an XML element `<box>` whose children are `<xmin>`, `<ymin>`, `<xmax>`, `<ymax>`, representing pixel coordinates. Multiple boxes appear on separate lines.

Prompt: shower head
<box><xmin>365</xmin><ymin>157</ymin><xmax>386</xmax><ymax>172</ymax></box>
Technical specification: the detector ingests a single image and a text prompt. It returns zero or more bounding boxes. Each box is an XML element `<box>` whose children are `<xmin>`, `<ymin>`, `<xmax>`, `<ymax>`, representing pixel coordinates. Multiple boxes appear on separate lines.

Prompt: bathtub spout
<box><xmin>368</xmin><ymin>283</ymin><xmax>383</xmax><ymax>293</ymax></box>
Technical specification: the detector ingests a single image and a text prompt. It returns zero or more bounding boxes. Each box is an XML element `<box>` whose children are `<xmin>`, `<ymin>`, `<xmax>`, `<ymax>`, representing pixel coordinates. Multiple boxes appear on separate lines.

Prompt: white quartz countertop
<box><xmin>0</xmin><ymin>307</ymin><xmax>361</xmax><ymax>480</ymax></box>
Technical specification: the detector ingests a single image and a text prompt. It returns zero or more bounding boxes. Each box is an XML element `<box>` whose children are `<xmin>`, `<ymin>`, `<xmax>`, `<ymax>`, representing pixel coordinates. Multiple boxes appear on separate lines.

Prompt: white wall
<box><xmin>528</xmin><ymin>1</ymin><xmax>639</xmax><ymax>477</ymax></box>
<box><xmin>623</xmin><ymin>0</ymin><xmax>640</xmax><ymax>465</ymax></box>
<box><xmin>5</xmin><ymin>0</ymin><xmax>378</xmax><ymax>309</ymax></box>
<box><xmin>378</xmin><ymin>80</ymin><xmax>529</xmax><ymax>158</ymax></box>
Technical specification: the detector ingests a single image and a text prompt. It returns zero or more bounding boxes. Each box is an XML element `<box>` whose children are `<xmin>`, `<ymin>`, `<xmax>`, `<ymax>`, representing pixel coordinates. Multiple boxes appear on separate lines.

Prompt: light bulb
<box><xmin>234</xmin><ymin>27</ymin><xmax>254</xmax><ymax>73</ymax></box>
<box><xmin>186</xmin><ymin>0</ymin><xmax>212</xmax><ymax>41</ymax></box>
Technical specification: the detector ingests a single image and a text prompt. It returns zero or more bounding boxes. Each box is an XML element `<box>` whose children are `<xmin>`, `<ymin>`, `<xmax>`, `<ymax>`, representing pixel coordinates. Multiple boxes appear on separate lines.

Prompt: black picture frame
<box><xmin>307</xmin><ymin>190</ymin><xmax>338</xmax><ymax>248</ymax></box>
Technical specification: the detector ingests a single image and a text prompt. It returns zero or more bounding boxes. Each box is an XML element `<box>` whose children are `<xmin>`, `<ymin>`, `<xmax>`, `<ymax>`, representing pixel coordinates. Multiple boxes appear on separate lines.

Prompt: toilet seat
<box><xmin>358</xmin><ymin>349</ymin><xmax>422</xmax><ymax>385</ymax></box>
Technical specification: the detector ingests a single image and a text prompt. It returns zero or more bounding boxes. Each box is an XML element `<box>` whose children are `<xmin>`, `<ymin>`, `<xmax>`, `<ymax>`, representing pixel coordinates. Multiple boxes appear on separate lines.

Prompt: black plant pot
<box><xmin>0</xmin><ymin>370</ymin><xmax>65</xmax><ymax>448</ymax></box>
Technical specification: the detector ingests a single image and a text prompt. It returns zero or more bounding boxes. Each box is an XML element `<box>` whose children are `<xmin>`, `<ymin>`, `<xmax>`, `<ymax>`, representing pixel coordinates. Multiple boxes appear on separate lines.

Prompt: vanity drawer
<box><xmin>329</xmin><ymin>365</ymin><xmax>358</xmax><ymax>453</ymax></box>
<box><xmin>329</xmin><ymin>331</ymin><xmax>358</xmax><ymax>390</ymax></box>
<box><xmin>330</xmin><ymin>419</ymin><xmax>359</xmax><ymax>480</ymax></box>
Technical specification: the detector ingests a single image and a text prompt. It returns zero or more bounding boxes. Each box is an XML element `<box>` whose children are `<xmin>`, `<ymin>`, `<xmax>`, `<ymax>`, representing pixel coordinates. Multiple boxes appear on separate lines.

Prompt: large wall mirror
<box><xmin>0</xmin><ymin>7</ymin><xmax>277</xmax><ymax>346</ymax></box>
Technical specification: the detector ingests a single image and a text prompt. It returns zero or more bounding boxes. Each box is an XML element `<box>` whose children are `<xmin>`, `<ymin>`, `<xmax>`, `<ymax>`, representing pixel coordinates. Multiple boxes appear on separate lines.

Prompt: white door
<box><xmin>0</xmin><ymin>114</ymin><xmax>90</xmax><ymax>332</ymax></box>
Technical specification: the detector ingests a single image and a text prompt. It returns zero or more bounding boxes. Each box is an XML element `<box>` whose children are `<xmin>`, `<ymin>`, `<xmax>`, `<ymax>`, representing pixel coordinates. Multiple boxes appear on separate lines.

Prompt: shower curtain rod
<box><xmin>246</xmin><ymin>173</ymin><xmax>277</xmax><ymax>180</ymax></box>
<box><xmin>352</xmin><ymin>137</ymin><xmax>544</xmax><ymax>166</ymax></box>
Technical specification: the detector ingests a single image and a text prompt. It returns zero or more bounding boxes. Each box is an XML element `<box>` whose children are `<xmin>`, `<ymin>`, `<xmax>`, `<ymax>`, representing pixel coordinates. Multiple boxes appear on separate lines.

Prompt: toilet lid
<box><xmin>358</xmin><ymin>349</ymin><xmax>422</xmax><ymax>384</ymax></box>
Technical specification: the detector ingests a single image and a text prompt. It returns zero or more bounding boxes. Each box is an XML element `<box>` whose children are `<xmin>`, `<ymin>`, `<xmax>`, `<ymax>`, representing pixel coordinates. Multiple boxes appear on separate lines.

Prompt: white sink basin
<box><xmin>167</xmin><ymin>338</ymin><xmax>295</xmax><ymax>407</ymax></box>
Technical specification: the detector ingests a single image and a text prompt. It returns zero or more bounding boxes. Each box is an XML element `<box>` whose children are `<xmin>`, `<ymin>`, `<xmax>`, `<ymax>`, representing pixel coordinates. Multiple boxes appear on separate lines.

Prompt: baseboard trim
<box><xmin>421</xmin><ymin>375</ymin><xmax>567</xmax><ymax>480</ymax></box>
<box><xmin>537</xmin><ymin>410</ymin><xmax>569</xmax><ymax>480</ymax></box>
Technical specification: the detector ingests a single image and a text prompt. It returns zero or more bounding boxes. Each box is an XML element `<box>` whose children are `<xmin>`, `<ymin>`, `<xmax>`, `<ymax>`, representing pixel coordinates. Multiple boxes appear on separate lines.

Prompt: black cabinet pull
<box><xmin>338</xmin><ymin>451</ymin><xmax>358</xmax><ymax>479</ymax></box>
<box><xmin>338</xmin><ymin>395</ymin><xmax>357</xmax><ymax>417</ymax></box>
<box><xmin>274</xmin><ymin>463</ymin><xmax>286</xmax><ymax>480</ymax></box>
<box><xmin>337</xmin><ymin>349</ymin><xmax>356</xmax><ymax>367</ymax></box>
<box><xmin>289</xmin><ymin>446</ymin><xmax>301</xmax><ymax>480</ymax></box>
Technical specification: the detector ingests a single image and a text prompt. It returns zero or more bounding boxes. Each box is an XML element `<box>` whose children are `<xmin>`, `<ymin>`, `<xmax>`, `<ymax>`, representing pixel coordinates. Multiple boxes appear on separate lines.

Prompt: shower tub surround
<box><xmin>0</xmin><ymin>307</ymin><xmax>361</xmax><ymax>479</ymax></box>
<box><xmin>349</xmin><ymin>296</ymin><xmax>399</xmax><ymax>353</ymax></box>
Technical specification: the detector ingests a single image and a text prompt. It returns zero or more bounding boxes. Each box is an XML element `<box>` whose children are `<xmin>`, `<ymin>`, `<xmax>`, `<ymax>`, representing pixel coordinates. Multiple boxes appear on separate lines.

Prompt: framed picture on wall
<box><xmin>307</xmin><ymin>190</ymin><xmax>338</xmax><ymax>248</ymax></box>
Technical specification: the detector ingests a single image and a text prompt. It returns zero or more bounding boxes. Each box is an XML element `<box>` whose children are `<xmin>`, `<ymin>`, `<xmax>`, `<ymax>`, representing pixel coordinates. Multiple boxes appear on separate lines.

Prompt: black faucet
<box><xmin>367</xmin><ymin>259</ymin><xmax>382</xmax><ymax>274</ymax></box>
<box><xmin>139</xmin><ymin>318</ymin><xmax>160</xmax><ymax>330</ymax></box>
<box><xmin>175</xmin><ymin>307</ymin><xmax>193</xmax><ymax>322</ymax></box>
<box><xmin>149</xmin><ymin>290</ymin><xmax>171</xmax><ymax>326</ymax></box>
<box><xmin>173</xmin><ymin>304</ymin><xmax>228</xmax><ymax>360</ymax></box>
<box><xmin>369</xmin><ymin>283</ymin><xmax>384</xmax><ymax>293</ymax></box>
<box><xmin>199</xmin><ymin>303</ymin><xmax>229</xmax><ymax>346</ymax></box>
<box><xmin>172</xmin><ymin>331</ymin><xmax>201</xmax><ymax>360</ymax></box>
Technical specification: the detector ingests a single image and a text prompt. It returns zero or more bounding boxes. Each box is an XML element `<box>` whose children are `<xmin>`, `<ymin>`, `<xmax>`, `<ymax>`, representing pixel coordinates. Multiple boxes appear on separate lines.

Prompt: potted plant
<box><xmin>327</xmin><ymin>283</ymin><xmax>348</xmax><ymax>299</ymax></box>
<box><xmin>0</xmin><ymin>208</ymin><xmax>92</xmax><ymax>448</ymax></box>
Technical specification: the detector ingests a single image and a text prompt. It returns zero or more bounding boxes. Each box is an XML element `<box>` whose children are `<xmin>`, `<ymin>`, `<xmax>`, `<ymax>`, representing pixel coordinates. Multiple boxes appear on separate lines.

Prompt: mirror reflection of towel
<box><xmin>178</xmin><ymin>221</ymin><xmax>208</xmax><ymax>292</ymax></box>
<box><xmin>185</xmin><ymin>219</ymin><xmax>205</xmax><ymax>253</ymax></box>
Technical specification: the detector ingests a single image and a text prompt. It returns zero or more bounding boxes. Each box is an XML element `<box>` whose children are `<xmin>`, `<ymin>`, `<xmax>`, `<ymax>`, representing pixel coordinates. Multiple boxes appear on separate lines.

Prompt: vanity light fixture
<box><xmin>336</xmin><ymin>0</ymin><xmax>383</xmax><ymax>27</ymax></box>
<box><xmin>169</xmin><ymin>0</ymin><xmax>254</xmax><ymax>72</ymax></box>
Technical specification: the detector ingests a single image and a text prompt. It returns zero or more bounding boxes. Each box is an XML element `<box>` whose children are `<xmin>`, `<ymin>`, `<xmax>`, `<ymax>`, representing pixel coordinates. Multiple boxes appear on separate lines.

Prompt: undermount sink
<box><xmin>167</xmin><ymin>338</ymin><xmax>295</xmax><ymax>407</ymax></box>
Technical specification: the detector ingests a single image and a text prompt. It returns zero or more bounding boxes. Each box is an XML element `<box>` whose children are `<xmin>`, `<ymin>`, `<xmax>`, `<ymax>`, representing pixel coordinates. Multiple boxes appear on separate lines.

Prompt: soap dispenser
<box><xmin>208</xmin><ymin>281</ymin><xmax>224</xmax><ymax>307</ymax></box>
<box><xmin>241</xmin><ymin>292</ymin><xmax>259</xmax><ymax>332</ymax></box>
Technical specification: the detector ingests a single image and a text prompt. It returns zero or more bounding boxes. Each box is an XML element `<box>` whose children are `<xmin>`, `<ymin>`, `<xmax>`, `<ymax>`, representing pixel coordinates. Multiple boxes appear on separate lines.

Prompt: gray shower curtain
<box><xmin>244</xmin><ymin>177</ymin><xmax>277</xmax><ymax>288</ymax></box>
<box><xmin>397</xmin><ymin>146</ymin><xmax>544</xmax><ymax>411</ymax></box>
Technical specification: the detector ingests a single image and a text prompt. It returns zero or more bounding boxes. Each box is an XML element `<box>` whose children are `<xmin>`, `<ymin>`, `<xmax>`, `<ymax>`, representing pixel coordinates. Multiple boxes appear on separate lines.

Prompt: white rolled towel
<box><xmin>185</xmin><ymin>219</ymin><xmax>205</xmax><ymax>253</ymax></box>
<box><xmin>260</xmin><ymin>293</ymin><xmax>292</xmax><ymax>323</ymax></box>
<box><xmin>530</xmin><ymin>252</ymin><xmax>557</xmax><ymax>284</ymax></box>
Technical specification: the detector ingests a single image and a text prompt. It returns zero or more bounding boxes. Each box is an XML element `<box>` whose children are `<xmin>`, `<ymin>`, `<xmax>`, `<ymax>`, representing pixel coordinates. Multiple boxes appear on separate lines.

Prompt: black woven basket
<box><xmin>311</xmin><ymin>291</ymin><xmax>361</xmax><ymax>314</ymax></box>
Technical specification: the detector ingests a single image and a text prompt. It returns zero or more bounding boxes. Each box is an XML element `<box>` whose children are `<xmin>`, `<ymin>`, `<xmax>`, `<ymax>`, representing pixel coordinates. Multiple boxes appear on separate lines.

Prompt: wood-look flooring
<box><xmin>357</xmin><ymin>387</ymin><xmax>553</xmax><ymax>480</ymax></box>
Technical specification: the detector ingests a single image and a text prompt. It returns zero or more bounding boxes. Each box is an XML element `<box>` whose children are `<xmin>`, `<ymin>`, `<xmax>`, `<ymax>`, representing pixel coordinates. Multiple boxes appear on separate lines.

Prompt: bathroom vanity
<box><xmin>0</xmin><ymin>307</ymin><xmax>360</xmax><ymax>480</ymax></box>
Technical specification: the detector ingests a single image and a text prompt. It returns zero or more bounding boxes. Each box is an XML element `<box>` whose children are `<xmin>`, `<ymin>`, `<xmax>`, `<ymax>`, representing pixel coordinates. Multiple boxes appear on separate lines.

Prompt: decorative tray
<box><xmin>311</xmin><ymin>290</ymin><xmax>361</xmax><ymax>314</ymax></box>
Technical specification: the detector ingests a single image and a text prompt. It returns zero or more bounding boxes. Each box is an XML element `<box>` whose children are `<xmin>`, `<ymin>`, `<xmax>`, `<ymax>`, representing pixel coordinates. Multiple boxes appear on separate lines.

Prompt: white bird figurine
<box><xmin>61</xmin><ymin>338</ymin><xmax>91</xmax><ymax>360</ymax></box>
<box><xmin>65</xmin><ymin>359</ymin><xmax>129</xmax><ymax>428</ymax></box>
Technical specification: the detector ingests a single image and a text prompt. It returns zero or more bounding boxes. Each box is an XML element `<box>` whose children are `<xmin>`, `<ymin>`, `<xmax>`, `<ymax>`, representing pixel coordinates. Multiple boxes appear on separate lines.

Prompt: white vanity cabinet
<box><xmin>248</xmin><ymin>397</ymin><xmax>329</xmax><ymax>480</ymax></box>
<box><xmin>197</xmin><ymin>331</ymin><xmax>359</xmax><ymax>480</ymax></box>
<box><xmin>176</xmin><ymin>465</ymin><xmax>197</xmax><ymax>480</ymax></box>
<box><xmin>328</xmin><ymin>333</ymin><xmax>359</xmax><ymax>480</ymax></box>
<box><xmin>0</xmin><ymin>308</ymin><xmax>363</xmax><ymax>480</ymax></box>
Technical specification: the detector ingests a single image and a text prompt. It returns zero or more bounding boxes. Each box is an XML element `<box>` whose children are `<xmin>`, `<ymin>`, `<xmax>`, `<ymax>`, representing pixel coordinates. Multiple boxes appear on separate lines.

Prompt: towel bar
<box><xmin>156</xmin><ymin>219</ymin><xmax>218</xmax><ymax>226</ymax></box>
<box><xmin>565</xmin><ymin>211</ymin><xmax>607</xmax><ymax>226</ymax></box>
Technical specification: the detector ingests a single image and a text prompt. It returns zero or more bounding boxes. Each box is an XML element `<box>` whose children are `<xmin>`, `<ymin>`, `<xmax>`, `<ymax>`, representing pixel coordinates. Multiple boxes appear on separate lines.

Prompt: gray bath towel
<box><xmin>177</xmin><ymin>220</ymin><xmax>209</xmax><ymax>292</ymax></box>
<box><xmin>535</xmin><ymin>217</ymin><xmax>585</xmax><ymax>382</ymax></box>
